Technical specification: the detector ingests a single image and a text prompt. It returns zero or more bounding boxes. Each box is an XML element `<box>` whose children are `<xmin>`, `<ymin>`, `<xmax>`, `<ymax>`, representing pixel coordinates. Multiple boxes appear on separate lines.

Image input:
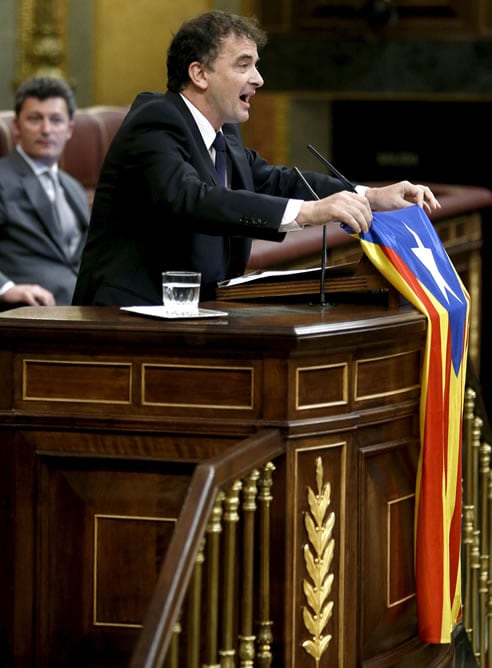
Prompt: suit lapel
<box><xmin>12</xmin><ymin>151</ymin><xmax>68</xmax><ymax>257</ymax></box>
<box><xmin>57</xmin><ymin>171</ymin><xmax>90</xmax><ymax>263</ymax></box>
<box><xmin>223</xmin><ymin>128</ymin><xmax>253</xmax><ymax>191</ymax></box>
<box><xmin>58</xmin><ymin>171</ymin><xmax>89</xmax><ymax>232</ymax></box>
<box><xmin>24</xmin><ymin>173</ymin><xmax>61</xmax><ymax>238</ymax></box>
<box><xmin>165</xmin><ymin>92</ymin><xmax>220</xmax><ymax>185</ymax></box>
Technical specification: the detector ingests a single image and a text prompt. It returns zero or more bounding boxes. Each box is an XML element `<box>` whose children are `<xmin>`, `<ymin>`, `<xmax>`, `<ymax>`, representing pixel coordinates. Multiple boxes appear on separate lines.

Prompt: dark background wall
<box><xmin>257</xmin><ymin>34</ymin><xmax>492</xmax><ymax>187</ymax></box>
<box><xmin>245</xmin><ymin>0</ymin><xmax>492</xmax><ymax>188</ymax></box>
<box><xmin>260</xmin><ymin>35</ymin><xmax>492</xmax><ymax>95</ymax></box>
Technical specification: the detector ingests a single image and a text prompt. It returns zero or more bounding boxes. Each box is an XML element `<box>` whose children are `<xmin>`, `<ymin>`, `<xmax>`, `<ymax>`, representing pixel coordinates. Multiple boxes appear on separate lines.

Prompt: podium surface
<box><xmin>0</xmin><ymin>302</ymin><xmax>454</xmax><ymax>666</ymax></box>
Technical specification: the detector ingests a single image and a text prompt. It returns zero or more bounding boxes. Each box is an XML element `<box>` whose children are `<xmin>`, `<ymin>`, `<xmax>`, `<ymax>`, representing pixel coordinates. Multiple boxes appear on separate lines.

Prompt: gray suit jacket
<box><xmin>0</xmin><ymin>148</ymin><xmax>90</xmax><ymax>304</ymax></box>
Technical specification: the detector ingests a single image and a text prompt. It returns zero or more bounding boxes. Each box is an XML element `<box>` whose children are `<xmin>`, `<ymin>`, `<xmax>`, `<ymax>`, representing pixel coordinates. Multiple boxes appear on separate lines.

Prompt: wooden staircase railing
<box><xmin>129</xmin><ymin>428</ymin><xmax>285</xmax><ymax>668</ymax></box>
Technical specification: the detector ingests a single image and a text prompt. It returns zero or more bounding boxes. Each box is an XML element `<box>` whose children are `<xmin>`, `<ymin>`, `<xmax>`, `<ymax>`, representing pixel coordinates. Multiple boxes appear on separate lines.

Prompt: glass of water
<box><xmin>162</xmin><ymin>271</ymin><xmax>201</xmax><ymax>315</ymax></box>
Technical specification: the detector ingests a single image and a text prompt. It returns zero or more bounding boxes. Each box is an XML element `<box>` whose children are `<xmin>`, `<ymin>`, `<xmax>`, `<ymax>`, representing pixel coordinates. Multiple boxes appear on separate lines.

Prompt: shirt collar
<box><xmin>179</xmin><ymin>93</ymin><xmax>221</xmax><ymax>153</ymax></box>
<box><xmin>16</xmin><ymin>144</ymin><xmax>59</xmax><ymax>178</ymax></box>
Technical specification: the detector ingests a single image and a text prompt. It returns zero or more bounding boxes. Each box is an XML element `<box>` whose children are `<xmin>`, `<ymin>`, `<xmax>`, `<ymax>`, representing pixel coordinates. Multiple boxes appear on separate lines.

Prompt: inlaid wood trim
<box><xmin>93</xmin><ymin>513</ymin><xmax>177</xmax><ymax>628</ymax></box>
<box><xmin>355</xmin><ymin>350</ymin><xmax>421</xmax><ymax>401</ymax></box>
<box><xmin>141</xmin><ymin>363</ymin><xmax>255</xmax><ymax>410</ymax></box>
<box><xmin>22</xmin><ymin>358</ymin><xmax>132</xmax><ymax>404</ymax></box>
<box><xmin>387</xmin><ymin>493</ymin><xmax>416</xmax><ymax>607</ymax></box>
<box><xmin>295</xmin><ymin>362</ymin><xmax>348</xmax><ymax>410</ymax></box>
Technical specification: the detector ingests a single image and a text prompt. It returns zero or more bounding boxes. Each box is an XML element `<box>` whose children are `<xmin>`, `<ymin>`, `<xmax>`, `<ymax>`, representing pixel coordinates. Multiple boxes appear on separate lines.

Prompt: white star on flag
<box><xmin>404</xmin><ymin>223</ymin><xmax>463</xmax><ymax>305</ymax></box>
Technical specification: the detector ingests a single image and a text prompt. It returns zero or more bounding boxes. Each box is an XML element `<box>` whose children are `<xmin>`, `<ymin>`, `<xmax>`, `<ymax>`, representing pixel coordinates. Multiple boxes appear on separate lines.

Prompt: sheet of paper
<box><xmin>121</xmin><ymin>306</ymin><xmax>228</xmax><ymax>319</ymax></box>
<box><xmin>218</xmin><ymin>266</ymin><xmax>320</xmax><ymax>288</ymax></box>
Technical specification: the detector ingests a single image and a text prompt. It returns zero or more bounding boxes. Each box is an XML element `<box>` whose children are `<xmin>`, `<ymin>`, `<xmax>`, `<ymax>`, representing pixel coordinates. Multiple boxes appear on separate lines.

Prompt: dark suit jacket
<box><xmin>0</xmin><ymin>148</ymin><xmax>90</xmax><ymax>305</ymax></box>
<box><xmin>72</xmin><ymin>91</ymin><xmax>345</xmax><ymax>305</ymax></box>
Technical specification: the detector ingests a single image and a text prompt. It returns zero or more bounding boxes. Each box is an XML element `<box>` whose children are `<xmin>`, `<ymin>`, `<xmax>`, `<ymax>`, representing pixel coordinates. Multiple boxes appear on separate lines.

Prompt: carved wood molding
<box><xmin>15</xmin><ymin>0</ymin><xmax>67</xmax><ymax>88</ymax></box>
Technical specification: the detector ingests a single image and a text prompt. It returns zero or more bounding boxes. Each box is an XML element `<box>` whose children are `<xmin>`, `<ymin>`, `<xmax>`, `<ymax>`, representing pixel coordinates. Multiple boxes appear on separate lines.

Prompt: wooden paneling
<box><xmin>0</xmin><ymin>303</ymin><xmax>455</xmax><ymax>666</ymax></box>
<box><xmin>253</xmin><ymin>0</ymin><xmax>487</xmax><ymax>35</ymax></box>
<box><xmin>22</xmin><ymin>359</ymin><xmax>132</xmax><ymax>403</ymax></box>
<box><xmin>142</xmin><ymin>362</ymin><xmax>255</xmax><ymax>410</ymax></box>
<box><xmin>34</xmin><ymin>450</ymin><xmax>195</xmax><ymax>664</ymax></box>
<box><xmin>486</xmin><ymin>0</ymin><xmax>492</xmax><ymax>32</ymax></box>
<box><xmin>360</xmin><ymin>440</ymin><xmax>418</xmax><ymax>659</ymax></box>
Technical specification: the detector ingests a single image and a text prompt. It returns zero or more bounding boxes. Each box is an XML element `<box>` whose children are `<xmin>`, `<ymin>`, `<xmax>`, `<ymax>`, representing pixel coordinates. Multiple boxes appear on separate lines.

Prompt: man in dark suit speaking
<box><xmin>0</xmin><ymin>77</ymin><xmax>90</xmax><ymax>307</ymax></box>
<box><xmin>72</xmin><ymin>10</ymin><xmax>440</xmax><ymax>306</ymax></box>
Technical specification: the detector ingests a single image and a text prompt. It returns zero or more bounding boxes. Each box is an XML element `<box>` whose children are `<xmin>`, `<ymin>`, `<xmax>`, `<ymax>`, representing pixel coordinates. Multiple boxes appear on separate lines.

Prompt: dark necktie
<box><xmin>212</xmin><ymin>131</ymin><xmax>227</xmax><ymax>186</ymax></box>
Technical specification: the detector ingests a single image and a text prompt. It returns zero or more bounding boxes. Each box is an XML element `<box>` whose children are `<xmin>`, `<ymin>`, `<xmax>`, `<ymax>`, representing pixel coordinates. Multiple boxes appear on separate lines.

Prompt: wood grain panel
<box><xmin>94</xmin><ymin>515</ymin><xmax>176</xmax><ymax>627</ymax></box>
<box><xmin>388</xmin><ymin>494</ymin><xmax>415</xmax><ymax>606</ymax></box>
<box><xmin>142</xmin><ymin>363</ymin><xmax>255</xmax><ymax>410</ymax></box>
<box><xmin>355</xmin><ymin>350</ymin><xmax>421</xmax><ymax>401</ymax></box>
<box><xmin>295</xmin><ymin>362</ymin><xmax>348</xmax><ymax>410</ymax></box>
<box><xmin>36</xmin><ymin>454</ymin><xmax>193</xmax><ymax>664</ymax></box>
<box><xmin>22</xmin><ymin>359</ymin><xmax>132</xmax><ymax>403</ymax></box>
<box><xmin>360</xmin><ymin>440</ymin><xmax>419</xmax><ymax>660</ymax></box>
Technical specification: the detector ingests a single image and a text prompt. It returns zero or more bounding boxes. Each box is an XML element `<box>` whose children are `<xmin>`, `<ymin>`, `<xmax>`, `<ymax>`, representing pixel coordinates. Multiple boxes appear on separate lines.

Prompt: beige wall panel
<box><xmin>94</xmin><ymin>0</ymin><xmax>212</xmax><ymax>106</ymax></box>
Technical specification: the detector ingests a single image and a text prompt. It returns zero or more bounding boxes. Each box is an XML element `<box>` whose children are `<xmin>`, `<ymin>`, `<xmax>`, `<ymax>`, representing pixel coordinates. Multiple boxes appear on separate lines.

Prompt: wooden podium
<box><xmin>215</xmin><ymin>254</ymin><xmax>400</xmax><ymax>307</ymax></box>
<box><xmin>0</xmin><ymin>301</ymin><xmax>455</xmax><ymax>667</ymax></box>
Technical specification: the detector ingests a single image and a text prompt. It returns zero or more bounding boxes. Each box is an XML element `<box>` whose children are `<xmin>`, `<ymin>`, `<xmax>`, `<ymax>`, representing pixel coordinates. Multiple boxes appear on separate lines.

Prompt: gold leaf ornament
<box><xmin>302</xmin><ymin>457</ymin><xmax>335</xmax><ymax>664</ymax></box>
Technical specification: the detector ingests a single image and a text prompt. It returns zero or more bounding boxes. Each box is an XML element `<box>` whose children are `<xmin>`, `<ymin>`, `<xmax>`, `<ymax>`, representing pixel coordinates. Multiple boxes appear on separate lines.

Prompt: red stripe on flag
<box><xmin>367</xmin><ymin>243</ymin><xmax>465</xmax><ymax>642</ymax></box>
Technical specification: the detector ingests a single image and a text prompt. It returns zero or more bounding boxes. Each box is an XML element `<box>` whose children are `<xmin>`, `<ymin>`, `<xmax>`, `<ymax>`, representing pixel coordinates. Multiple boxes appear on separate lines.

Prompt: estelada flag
<box><xmin>351</xmin><ymin>204</ymin><xmax>470</xmax><ymax>644</ymax></box>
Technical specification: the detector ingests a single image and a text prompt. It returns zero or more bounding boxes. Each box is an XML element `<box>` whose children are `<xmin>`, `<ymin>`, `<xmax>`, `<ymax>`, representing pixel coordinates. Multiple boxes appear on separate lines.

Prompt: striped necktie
<box><xmin>42</xmin><ymin>169</ymin><xmax>81</xmax><ymax>257</ymax></box>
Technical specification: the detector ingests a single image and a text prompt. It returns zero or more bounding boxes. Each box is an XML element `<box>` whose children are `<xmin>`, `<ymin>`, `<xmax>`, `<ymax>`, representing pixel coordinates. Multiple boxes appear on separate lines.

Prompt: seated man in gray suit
<box><xmin>0</xmin><ymin>77</ymin><xmax>90</xmax><ymax>307</ymax></box>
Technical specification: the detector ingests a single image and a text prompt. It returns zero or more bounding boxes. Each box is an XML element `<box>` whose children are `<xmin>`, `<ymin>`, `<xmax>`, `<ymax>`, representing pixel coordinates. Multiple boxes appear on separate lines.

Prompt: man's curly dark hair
<box><xmin>15</xmin><ymin>77</ymin><xmax>77</xmax><ymax>119</ymax></box>
<box><xmin>167</xmin><ymin>10</ymin><xmax>267</xmax><ymax>93</ymax></box>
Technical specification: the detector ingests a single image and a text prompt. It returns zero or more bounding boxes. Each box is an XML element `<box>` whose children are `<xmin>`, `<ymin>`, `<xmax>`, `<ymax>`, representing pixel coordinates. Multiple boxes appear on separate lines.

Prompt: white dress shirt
<box><xmin>180</xmin><ymin>94</ymin><xmax>304</xmax><ymax>230</ymax></box>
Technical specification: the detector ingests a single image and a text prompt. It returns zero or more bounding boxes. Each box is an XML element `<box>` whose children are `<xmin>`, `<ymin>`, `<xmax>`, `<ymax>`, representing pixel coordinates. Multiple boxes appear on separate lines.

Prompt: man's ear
<box><xmin>188</xmin><ymin>61</ymin><xmax>208</xmax><ymax>90</ymax></box>
<box><xmin>12</xmin><ymin>117</ymin><xmax>21</xmax><ymax>143</ymax></box>
<box><xmin>65</xmin><ymin>119</ymin><xmax>75</xmax><ymax>142</ymax></box>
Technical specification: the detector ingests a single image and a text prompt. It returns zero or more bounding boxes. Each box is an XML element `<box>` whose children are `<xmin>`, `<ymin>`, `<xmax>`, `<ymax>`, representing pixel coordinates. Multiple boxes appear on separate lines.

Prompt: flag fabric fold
<box><xmin>352</xmin><ymin>205</ymin><xmax>470</xmax><ymax>644</ymax></box>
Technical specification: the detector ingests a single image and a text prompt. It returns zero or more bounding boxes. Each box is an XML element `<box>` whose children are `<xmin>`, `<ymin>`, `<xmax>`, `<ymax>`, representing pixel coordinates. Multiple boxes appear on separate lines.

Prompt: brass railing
<box><xmin>462</xmin><ymin>364</ymin><xmax>492</xmax><ymax>667</ymax></box>
<box><xmin>129</xmin><ymin>428</ymin><xmax>284</xmax><ymax>668</ymax></box>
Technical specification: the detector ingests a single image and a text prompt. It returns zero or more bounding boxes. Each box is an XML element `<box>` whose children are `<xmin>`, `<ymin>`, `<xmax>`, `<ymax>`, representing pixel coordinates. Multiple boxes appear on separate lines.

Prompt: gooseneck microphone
<box><xmin>293</xmin><ymin>166</ymin><xmax>329</xmax><ymax>306</ymax></box>
<box><xmin>295</xmin><ymin>146</ymin><xmax>357</xmax><ymax>306</ymax></box>
<box><xmin>307</xmin><ymin>144</ymin><xmax>356</xmax><ymax>192</ymax></box>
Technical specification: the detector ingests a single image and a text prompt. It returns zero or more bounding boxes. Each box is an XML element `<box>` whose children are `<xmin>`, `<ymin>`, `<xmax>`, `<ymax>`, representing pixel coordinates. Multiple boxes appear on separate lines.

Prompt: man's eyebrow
<box><xmin>235</xmin><ymin>53</ymin><xmax>259</xmax><ymax>63</ymax></box>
